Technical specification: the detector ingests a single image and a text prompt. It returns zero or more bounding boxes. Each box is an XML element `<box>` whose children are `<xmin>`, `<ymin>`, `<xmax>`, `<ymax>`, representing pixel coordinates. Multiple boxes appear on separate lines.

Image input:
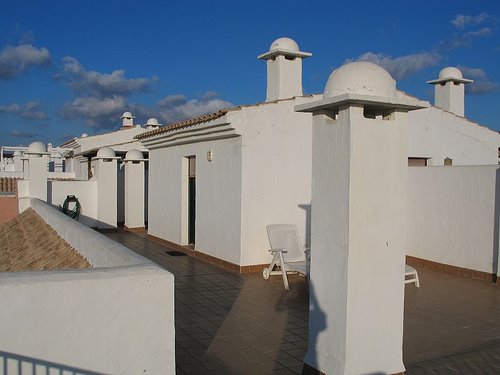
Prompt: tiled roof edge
<box><xmin>135</xmin><ymin>109</ymin><xmax>229</xmax><ymax>140</ymax></box>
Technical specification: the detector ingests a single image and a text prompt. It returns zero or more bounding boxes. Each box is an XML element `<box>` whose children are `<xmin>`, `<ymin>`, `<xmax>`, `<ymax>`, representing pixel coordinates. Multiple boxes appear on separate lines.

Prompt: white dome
<box><xmin>324</xmin><ymin>62</ymin><xmax>396</xmax><ymax>98</ymax></box>
<box><xmin>125</xmin><ymin>149</ymin><xmax>144</xmax><ymax>161</ymax></box>
<box><xmin>269</xmin><ymin>37</ymin><xmax>300</xmax><ymax>53</ymax></box>
<box><xmin>438</xmin><ymin>67</ymin><xmax>463</xmax><ymax>80</ymax></box>
<box><xmin>81</xmin><ymin>133</ymin><xmax>88</xmax><ymax>138</ymax></box>
<box><xmin>96</xmin><ymin>147</ymin><xmax>116</xmax><ymax>159</ymax></box>
<box><xmin>146</xmin><ymin>118</ymin><xmax>161</xmax><ymax>126</ymax></box>
<box><xmin>121</xmin><ymin>111</ymin><xmax>135</xmax><ymax>119</ymax></box>
<box><xmin>26</xmin><ymin>141</ymin><xmax>47</xmax><ymax>155</ymax></box>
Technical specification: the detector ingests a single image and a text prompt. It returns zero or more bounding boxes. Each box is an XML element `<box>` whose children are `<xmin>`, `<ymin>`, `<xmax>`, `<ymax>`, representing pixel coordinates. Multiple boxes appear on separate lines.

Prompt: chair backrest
<box><xmin>266</xmin><ymin>224</ymin><xmax>305</xmax><ymax>263</ymax></box>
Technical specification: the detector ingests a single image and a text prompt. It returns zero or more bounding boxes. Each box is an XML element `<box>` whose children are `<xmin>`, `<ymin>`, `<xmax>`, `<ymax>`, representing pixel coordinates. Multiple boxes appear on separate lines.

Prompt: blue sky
<box><xmin>0</xmin><ymin>0</ymin><xmax>499</xmax><ymax>146</ymax></box>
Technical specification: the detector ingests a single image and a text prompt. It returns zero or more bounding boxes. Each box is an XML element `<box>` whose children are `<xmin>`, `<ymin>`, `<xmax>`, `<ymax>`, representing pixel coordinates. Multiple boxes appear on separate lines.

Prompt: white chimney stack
<box><xmin>427</xmin><ymin>67</ymin><xmax>472</xmax><ymax>117</ymax></box>
<box><xmin>258</xmin><ymin>37</ymin><xmax>311</xmax><ymax>101</ymax></box>
<box><xmin>121</xmin><ymin>111</ymin><xmax>135</xmax><ymax>128</ymax></box>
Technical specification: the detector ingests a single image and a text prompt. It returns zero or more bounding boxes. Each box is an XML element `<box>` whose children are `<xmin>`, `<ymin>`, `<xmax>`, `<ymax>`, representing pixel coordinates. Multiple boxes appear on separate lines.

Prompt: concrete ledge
<box><xmin>31</xmin><ymin>198</ymin><xmax>147</xmax><ymax>268</ymax></box>
<box><xmin>406</xmin><ymin>255</ymin><xmax>497</xmax><ymax>283</ymax></box>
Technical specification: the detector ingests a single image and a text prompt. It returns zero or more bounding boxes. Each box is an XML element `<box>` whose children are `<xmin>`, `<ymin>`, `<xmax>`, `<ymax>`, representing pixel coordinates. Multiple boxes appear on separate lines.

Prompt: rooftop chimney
<box><xmin>258</xmin><ymin>37</ymin><xmax>312</xmax><ymax>101</ymax></box>
<box><xmin>121</xmin><ymin>111</ymin><xmax>135</xmax><ymax>128</ymax></box>
<box><xmin>427</xmin><ymin>67</ymin><xmax>472</xmax><ymax>117</ymax></box>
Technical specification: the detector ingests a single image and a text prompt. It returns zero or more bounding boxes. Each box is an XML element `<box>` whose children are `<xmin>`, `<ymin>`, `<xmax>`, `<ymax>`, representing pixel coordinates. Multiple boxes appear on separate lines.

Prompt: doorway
<box><xmin>188</xmin><ymin>156</ymin><xmax>196</xmax><ymax>245</ymax></box>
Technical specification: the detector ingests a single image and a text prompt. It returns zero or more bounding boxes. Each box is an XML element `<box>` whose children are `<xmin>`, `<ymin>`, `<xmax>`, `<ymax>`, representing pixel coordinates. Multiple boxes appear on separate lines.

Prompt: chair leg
<box><xmin>278</xmin><ymin>251</ymin><xmax>289</xmax><ymax>290</ymax></box>
<box><xmin>263</xmin><ymin>253</ymin><xmax>279</xmax><ymax>280</ymax></box>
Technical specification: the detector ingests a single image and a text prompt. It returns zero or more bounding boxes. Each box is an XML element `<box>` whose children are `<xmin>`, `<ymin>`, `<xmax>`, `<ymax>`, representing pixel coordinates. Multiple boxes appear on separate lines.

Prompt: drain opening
<box><xmin>166</xmin><ymin>251</ymin><xmax>187</xmax><ymax>256</ymax></box>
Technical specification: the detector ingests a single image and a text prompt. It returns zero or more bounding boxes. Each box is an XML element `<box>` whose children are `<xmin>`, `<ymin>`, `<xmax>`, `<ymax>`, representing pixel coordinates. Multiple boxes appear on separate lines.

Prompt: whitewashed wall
<box><xmin>148</xmin><ymin>137</ymin><xmax>243</xmax><ymax>265</ymax></box>
<box><xmin>48</xmin><ymin>180</ymin><xmax>98</xmax><ymax>227</ymax></box>
<box><xmin>0</xmin><ymin>199</ymin><xmax>175</xmax><ymax>375</ymax></box>
<box><xmin>238</xmin><ymin>100</ymin><xmax>313</xmax><ymax>266</ymax></box>
<box><xmin>409</xmin><ymin>107</ymin><xmax>499</xmax><ymax>166</ymax></box>
<box><xmin>407</xmin><ymin>165</ymin><xmax>499</xmax><ymax>276</ymax></box>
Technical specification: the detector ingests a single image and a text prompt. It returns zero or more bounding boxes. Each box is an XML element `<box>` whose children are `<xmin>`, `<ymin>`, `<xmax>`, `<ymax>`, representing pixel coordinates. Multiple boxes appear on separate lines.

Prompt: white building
<box><xmin>138</xmin><ymin>37</ymin><xmax>500</xmax><ymax>272</ymax></box>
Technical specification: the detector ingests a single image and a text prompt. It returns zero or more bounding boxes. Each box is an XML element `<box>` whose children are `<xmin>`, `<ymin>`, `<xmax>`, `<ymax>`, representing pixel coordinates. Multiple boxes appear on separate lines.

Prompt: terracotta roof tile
<box><xmin>0</xmin><ymin>208</ymin><xmax>92</xmax><ymax>271</ymax></box>
<box><xmin>134</xmin><ymin>95</ymin><xmax>318</xmax><ymax>142</ymax></box>
<box><xmin>135</xmin><ymin>109</ymin><xmax>229</xmax><ymax>140</ymax></box>
<box><xmin>0</xmin><ymin>177</ymin><xmax>19</xmax><ymax>193</ymax></box>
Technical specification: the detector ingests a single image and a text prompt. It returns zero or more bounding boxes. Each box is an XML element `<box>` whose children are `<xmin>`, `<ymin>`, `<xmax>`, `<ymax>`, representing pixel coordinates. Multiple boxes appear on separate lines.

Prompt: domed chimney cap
<box><xmin>121</xmin><ymin>111</ymin><xmax>135</xmax><ymax>119</ymax></box>
<box><xmin>93</xmin><ymin>147</ymin><xmax>119</xmax><ymax>160</ymax></box>
<box><xmin>25</xmin><ymin>141</ymin><xmax>48</xmax><ymax>155</ymax></box>
<box><xmin>146</xmin><ymin>118</ymin><xmax>161</xmax><ymax>127</ymax></box>
<box><xmin>124</xmin><ymin>149</ymin><xmax>147</xmax><ymax>162</ymax></box>
<box><xmin>324</xmin><ymin>61</ymin><xmax>396</xmax><ymax>99</ymax></box>
<box><xmin>258</xmin><ymin>37</ymin><xmax>312</xmax><ymax>60</ymax></box>
<box><xmin>427</xmin><ymin>66</ymin><xmax>473</xmax><ymax>85</ymax></box>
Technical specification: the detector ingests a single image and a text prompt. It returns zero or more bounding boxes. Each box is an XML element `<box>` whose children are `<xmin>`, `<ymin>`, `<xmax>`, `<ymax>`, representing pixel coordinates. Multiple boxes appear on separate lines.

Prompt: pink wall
<box><xmin>0</xmin><ymin>195</ymin><xmax>18</xmax><ymax>225</ymax></box>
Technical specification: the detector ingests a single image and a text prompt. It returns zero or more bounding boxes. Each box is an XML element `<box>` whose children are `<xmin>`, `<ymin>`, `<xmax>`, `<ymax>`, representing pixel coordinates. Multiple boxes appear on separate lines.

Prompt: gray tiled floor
<box><xmin>105</xmin><ymin>230</ymin><xmax>500</xmax><ymax>374</ymax></box>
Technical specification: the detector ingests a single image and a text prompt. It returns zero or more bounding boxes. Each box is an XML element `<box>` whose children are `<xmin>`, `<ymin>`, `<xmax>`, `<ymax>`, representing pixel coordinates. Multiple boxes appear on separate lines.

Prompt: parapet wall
<box><xmin>408</xmin><ymin>165</ymin><xmax>499</xmax><ymax>277</ymax></box>
<box><xmin>0</xmin><ymin>199</ymin><xmax>175</xmax><ymax>374</ymax></box>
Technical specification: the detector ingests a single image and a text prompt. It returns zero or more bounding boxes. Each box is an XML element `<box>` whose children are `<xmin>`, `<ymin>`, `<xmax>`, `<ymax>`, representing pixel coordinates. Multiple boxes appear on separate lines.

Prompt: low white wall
<box><xmin>47</xmin><ymin>171</ymin><xmax>76</xmax><ymax>179</ymax></box>
<box><xmin>48</xmin><ymin>180</ymin><xmax>98</xmax><ymax>227</ymax></box>
<box><xmin>31</xmin><ymin>199</ymin><xmax>145</xmax><ymax>267</ymax></box>
<box><xmin>408</xmin><ymin>165</ymin><xmax>499</xmax><ymax>276</ymax></box>
<box><xmin>409</xmin><ymin>107</ymin><xmax>499</xmax><ymax>166</ymax></box>
<box><xmin>0</xmin><ymin>199</ymin><xmax>175</xmax><ymax>374</ymax></box>
<box><xmin>0</xmin><ymin>171</ymin><xmax>24</xmax><ymax>178</ymax></box>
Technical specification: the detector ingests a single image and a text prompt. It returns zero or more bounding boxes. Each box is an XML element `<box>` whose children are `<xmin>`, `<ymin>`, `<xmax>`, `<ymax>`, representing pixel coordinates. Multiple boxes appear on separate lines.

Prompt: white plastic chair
<box><xmin>405</xmin><ymin>265</ymin><xmax>420</xmax><ymax>287</ymax></box>
<box><xmin>263</xmin><ymin>224</ymin><xmax>309</xmax><ymax>290</ymax></box>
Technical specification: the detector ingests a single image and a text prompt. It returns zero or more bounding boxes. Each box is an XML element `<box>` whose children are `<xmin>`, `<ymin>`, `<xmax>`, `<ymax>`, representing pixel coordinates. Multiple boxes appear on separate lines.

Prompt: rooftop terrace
<box><xmin>105</xmin><ymin>230</ymin><xmax>500</xmax><ymax>375</ymax></box>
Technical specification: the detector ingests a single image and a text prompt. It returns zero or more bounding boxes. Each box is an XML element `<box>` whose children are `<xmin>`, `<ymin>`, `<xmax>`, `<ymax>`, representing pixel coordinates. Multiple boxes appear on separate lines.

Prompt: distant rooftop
<box><xmin>0</xmin><ymin>208</ymin><xmax>91</xmax><ymax>271</ymax></box>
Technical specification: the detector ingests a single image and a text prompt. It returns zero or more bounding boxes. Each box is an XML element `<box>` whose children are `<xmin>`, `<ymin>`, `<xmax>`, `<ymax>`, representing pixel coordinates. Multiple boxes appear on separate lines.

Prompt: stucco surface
<box><xmin>407</xmin><ymin>165</ymin><xmax>499</xmax><ymax>276</ymax></box>
<box><xmin>148</xmin><ymin>137</ymin><xmax>243</xmax><ymax>265</ymax></box>
<box><xmin>306</xmin><ymin>106</ymin><xmax>407</xmax><ymax>374</ymax></box>
<box><xmin>238</xmin><ymin>100</ymin><xmax>313</xmax><ymax>266</ymax></box>
<box><xmin>408</xmin><ymin>107</ymin><xmax>499</xmax><ymax>165</ymax></box>
<box><xmin>48</xmin><ymin>180</ymin><xmax>98</xmax><ymax>227</ymax></box>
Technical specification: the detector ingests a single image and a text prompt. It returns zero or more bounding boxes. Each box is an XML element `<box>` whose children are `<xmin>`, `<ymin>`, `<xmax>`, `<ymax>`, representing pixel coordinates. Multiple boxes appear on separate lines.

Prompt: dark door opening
<box><xmin>188</xmin><ymin>156</ymin><xmax>196</xmax><ymax>245</ymax></box>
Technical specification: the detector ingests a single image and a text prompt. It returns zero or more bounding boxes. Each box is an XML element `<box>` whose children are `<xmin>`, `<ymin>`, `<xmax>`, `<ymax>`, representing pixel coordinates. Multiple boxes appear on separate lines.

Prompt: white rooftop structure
<box><xmin>146</xmin><ymin>118</ymin><xmax>161</xmax><ymax>130</ymax></box>
<box><xmin>121</xmin><ymin>111</ymin><xmax>135</xmax><ymax>128</ymax></box>
<box><xmin>324</xmin><ymin>61</ymin><xmax>396</xmax><ymax>98</ymax></box>
<box><xmin>426</xmin><ymin>66</ymin><xmax>473</xmax><ymax>117</ymax></box>
<box><xmin>258</xmin><ymin>37</ymin><xmax>312</xmax><ymax>101</ymax></box>
<box><xmin>24</xmin><ymin>141</ymin><xmax>49</xmax><ymax>156</ymax></box>
<box><xmin>124</xmin><ymin>149</ymin><xmax>147</xmax><ymax>162</ymax></box>
<box><xmin>94</xmin><ymin>147</ymin><xmax>119</xmax><ymax>160</ymax></box>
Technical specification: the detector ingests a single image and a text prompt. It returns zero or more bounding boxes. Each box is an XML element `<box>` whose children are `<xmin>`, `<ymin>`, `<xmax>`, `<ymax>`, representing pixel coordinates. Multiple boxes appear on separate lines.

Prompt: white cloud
<box><xmin>451</xmin><ymin>13</ymin><xmax>491</xmax><ymax>29</ymax></box>
<box><xmin>0</xmin><ymin>101</ymin><xmax>48</xmax><ymax>120</ymax></box>
<box><xmin>458</xmin><ymin>66</ymin><xmax>498</xmax><ymax>94</ymax></box>
<box><xmin>157</xmin><ymin>94</ymin><xmax>188</xmax><ymax>109</ymax></box>
<box><xmin>0</xmin><ymin>44</ymin><xmax>51</xmax><ymax>79</ymax></box>
<box><xmin>349</xmin><ymin>52</ymin><xmax>441</xmax><ymax>80</ymax></box>
<box><xmin>61</xmin><ymin>96</ymin><xmax>127</xmax><ymax>128</ymax></box>
<box><xmin>155</xmin><ymin>92</ymin><xmax>232</xmax><ymax>124</ymax></box>
<box><xmin>57</xmin><ymin>56</ymin><xmax>154</xmax><ymax>98</ymax></box>
<box><xmin>10</xmin><ymin>129</ymin><xmax>36</xmax><ymax>139</ymax></box>
<box><xmin>466</xmin><ymin>27</ymin><xmax>492</xmax><ymax>37</ymax></box>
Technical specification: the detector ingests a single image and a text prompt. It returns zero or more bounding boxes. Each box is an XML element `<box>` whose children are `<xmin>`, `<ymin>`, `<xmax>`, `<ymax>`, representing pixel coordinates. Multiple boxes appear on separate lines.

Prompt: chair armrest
<box><xmin>268</xmin><ymin>248</ymin><xmax>287</xmax><ymax>254</ymax></box>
